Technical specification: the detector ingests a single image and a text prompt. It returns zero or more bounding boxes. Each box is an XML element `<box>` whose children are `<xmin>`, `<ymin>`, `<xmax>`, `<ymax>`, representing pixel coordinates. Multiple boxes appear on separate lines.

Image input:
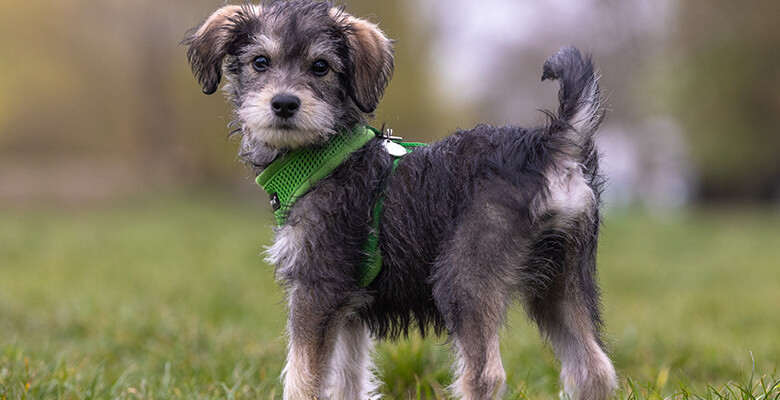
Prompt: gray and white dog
<box><xmin>185</xmin><ymin>1</ymin><xmax>617</xmax><ymax>399</ymax></box>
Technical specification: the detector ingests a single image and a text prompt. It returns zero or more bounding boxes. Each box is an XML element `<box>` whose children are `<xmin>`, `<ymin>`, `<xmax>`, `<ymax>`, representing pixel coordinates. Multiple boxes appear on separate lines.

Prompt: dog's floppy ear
<box><xmin>339</xmin><ymin>13</ymin><xmax>394</xmax><ymax>113</ymax></box>
<box><xmin>185</xmin><ymin>4</ymin><xmax>261</xmax><ymax>95</ymax></box>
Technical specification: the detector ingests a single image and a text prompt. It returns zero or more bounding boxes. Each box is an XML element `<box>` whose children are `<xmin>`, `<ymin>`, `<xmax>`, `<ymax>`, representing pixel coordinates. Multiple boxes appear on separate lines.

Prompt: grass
<box><xmin>0</xmin><ymin>193</ymin><xmax>779</xmax><ymax>399</ymax></box>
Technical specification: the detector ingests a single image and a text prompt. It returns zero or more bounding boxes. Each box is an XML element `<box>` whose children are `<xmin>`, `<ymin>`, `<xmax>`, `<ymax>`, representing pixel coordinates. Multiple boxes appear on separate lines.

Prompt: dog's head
<box><xmin>185</xmin><ymin>1</ymin><xmax>394</xmax><ymax>150</ymax></box>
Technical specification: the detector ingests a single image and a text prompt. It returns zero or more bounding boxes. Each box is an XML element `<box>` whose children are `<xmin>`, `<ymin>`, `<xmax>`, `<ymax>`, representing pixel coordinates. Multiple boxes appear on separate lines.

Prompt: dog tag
<box><xmin>383</xmin><ymin>140</ymin><xmax>407</xmax><ymax>157</ymax></box>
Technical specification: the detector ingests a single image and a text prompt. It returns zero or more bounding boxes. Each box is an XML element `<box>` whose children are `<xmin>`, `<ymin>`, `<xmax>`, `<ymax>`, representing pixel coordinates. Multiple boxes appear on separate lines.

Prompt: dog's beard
<box><xmin>237</xmin><ymin>91</ymin><xmax>338</xmax><ymax>149</ymax></box>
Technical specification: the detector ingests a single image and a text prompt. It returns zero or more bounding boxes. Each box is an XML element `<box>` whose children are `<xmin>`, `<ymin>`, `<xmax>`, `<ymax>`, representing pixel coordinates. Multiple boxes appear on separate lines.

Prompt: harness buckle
<box><xmin>383</xmin><ymin>128</ymin><xmax>403</xmax><ymax>141</ymax></box>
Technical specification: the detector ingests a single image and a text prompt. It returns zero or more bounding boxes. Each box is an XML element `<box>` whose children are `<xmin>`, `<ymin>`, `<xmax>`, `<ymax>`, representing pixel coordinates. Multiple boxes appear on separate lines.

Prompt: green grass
<box><xmin>1</xmin><ymin>194</ymin><xmax>779</xmax><ymax>399</ymax></box>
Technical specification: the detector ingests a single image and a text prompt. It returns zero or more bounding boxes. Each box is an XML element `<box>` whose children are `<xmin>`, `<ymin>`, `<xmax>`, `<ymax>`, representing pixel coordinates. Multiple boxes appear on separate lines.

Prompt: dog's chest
<box><xmin>266</xmin><ymin>223</ymin><xmax>305</xmax><ymax>277</ymax></box>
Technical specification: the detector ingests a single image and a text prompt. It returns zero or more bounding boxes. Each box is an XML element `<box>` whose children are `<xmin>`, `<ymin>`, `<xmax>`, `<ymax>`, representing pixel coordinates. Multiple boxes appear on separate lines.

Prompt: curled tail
<box><xmin>541</xmin><ymin>47</ymin><xmax>603</xmax><ymax>151</ymax></box>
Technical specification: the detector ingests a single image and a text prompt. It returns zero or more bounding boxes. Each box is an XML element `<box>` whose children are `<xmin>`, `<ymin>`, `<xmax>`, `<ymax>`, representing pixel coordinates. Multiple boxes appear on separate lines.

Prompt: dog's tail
<box><xmin>541</xmin><ymin>47</ymin><xmax>603</xmax><ymax>159</ymax></box>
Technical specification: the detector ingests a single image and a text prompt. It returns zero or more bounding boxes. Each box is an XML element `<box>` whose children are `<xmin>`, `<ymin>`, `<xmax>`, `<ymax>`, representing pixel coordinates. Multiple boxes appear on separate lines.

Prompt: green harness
<box><xmin>255</xmin><ymin>124</ymin><xmax>425</xmax><ymax>287</ymax></box>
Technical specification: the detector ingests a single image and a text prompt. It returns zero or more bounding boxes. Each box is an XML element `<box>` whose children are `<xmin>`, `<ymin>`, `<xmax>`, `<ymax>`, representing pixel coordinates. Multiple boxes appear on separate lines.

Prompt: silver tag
<box><xmin>383</xmin><ymin>140</ymin><xmax>407</xmax><ymax>157</ymax></box>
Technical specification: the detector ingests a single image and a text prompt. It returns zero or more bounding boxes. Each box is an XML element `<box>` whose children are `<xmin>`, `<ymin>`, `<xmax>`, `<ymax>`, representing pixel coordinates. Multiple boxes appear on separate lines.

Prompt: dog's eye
<box><xmin>253</xmin><ymin>56</ymin><xmax>270</xmax><ymax>72</ymax></box>
<box><xmin>311</xmin><ymin>60</ymin><xmax>329</xmax><ymax>77</ymax></box>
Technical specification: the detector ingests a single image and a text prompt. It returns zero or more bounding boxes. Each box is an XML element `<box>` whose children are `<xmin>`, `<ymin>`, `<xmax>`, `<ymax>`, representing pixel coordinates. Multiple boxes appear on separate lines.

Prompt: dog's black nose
<box><xmin>271</xmin><ymin>94</ymin><xmax>300</xmax><ymax>119</ymax></box>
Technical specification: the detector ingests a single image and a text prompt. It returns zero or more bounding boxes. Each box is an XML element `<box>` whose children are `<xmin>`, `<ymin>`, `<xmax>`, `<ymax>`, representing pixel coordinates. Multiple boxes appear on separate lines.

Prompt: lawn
<box><xmin>1</xmin><ymin>194</ymin><xmax>778</xmax><ymax>399</ymax></box>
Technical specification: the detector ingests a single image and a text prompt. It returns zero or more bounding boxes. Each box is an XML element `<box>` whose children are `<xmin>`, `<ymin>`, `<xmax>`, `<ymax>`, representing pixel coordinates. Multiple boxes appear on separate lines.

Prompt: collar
<box><xmin>256</xmin><ymin>124</ymin><xmax>380</xmax><ymax>226</ymax></box>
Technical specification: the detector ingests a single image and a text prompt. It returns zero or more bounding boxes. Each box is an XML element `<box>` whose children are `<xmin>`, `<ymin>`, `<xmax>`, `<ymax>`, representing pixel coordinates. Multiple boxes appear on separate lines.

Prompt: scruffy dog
<box><xmin>185</xmin><ymin>1</ymin><xmax>617</xmax><ymax>399</ymax></box>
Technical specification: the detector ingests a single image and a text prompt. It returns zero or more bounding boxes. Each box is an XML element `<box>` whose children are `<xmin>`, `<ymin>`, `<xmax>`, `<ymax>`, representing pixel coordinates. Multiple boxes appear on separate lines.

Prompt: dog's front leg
<box><xmin>325</xmin><ymin>316</ymin><xmax>379</xmax><ymax>400</ymax></box>
<box><xmin>281</xmin><ymin>283</ymin><xmax>346</xmax><ymax>400</ymax></box>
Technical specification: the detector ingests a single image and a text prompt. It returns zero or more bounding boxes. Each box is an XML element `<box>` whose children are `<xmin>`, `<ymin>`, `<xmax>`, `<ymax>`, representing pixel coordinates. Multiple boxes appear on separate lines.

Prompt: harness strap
<box><xmin>359</xmin><ymin>141</ymin><xmax>424</xmax><ymax>287</ymax></box>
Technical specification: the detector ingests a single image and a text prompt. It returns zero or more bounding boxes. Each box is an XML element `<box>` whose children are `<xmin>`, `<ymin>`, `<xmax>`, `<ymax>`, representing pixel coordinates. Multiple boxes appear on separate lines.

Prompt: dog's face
<box><xmin>186</xmin><ymin>1</ymin><xmax>394</xmax><ymax>150</ymax></box>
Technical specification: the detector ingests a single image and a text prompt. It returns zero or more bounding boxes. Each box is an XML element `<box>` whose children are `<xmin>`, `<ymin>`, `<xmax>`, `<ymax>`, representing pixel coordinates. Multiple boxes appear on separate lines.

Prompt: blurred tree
<box><xmin>672</xmin><ymin>0</ymin><xmax>780</xmax><ymax>201</ymax></box>
<box><xmin>0</xmin><ymin>0</ymin><xmax>250</xmax><ymax>199</ymax></box>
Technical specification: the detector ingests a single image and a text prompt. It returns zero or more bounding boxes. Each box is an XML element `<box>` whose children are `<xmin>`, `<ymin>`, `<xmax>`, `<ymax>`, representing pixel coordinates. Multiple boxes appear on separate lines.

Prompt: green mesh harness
<box><xmin>255</xmin><ymin>124</ymin><xmax>425</xmax><ymax>287</ymax></box>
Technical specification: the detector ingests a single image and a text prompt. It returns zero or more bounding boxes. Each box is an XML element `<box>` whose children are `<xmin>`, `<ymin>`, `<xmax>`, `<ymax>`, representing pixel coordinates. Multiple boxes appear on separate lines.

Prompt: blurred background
<box><xmin>1</xmin><ymin>0</ymin><xmax>778</xmax><ymax>209</ymax></box>
<box><xmin>1</xmin><ymin>0</ymin><xmax>779</xmax><ymax>398</ymax></box>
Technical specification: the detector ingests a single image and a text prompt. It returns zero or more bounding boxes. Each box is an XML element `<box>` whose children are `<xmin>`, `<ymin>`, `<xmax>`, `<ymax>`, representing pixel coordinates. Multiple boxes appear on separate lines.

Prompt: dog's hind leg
<box><xmin>526</xmin><ymin>221</ymin><xmax>617</xmax><ymax>400</ymax></box>
<box><xmin>325</xmin><ymin>316</ymin><xmax>380</xmax><ymax>400</ymax></box>
<box><xmin>434</xmin><ymin>253</ymin><xmax>511</xmax><ymax>400</ymax></box>
<box><xmin>433</xmin><ymin>191</ymin><xmax>526</xmax><ymax>399</ymax></box>
<box><xmin>530</xmin><ymin>284</ymin><xmax>617</xmax><ymax>400</ymax></box>
<box><xmin>450</xmin><ymin>329</ymin><xmax>506</xmax><ymax>400</ymax></box>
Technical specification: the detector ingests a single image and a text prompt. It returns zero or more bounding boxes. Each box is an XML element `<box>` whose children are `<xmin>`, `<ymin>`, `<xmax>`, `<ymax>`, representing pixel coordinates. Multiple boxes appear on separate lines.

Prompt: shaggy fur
<box><xmin>185</xmin><ymin>1</ymin><xmax>617</xmax><ymax>399</ymax></box>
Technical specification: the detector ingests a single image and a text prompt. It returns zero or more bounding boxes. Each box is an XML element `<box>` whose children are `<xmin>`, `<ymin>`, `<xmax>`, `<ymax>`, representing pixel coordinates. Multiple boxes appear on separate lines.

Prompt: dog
<box><xmin>185</xmin><ymin>1</ymin><xmax>618</xmax><ymax>399</ymax></box>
